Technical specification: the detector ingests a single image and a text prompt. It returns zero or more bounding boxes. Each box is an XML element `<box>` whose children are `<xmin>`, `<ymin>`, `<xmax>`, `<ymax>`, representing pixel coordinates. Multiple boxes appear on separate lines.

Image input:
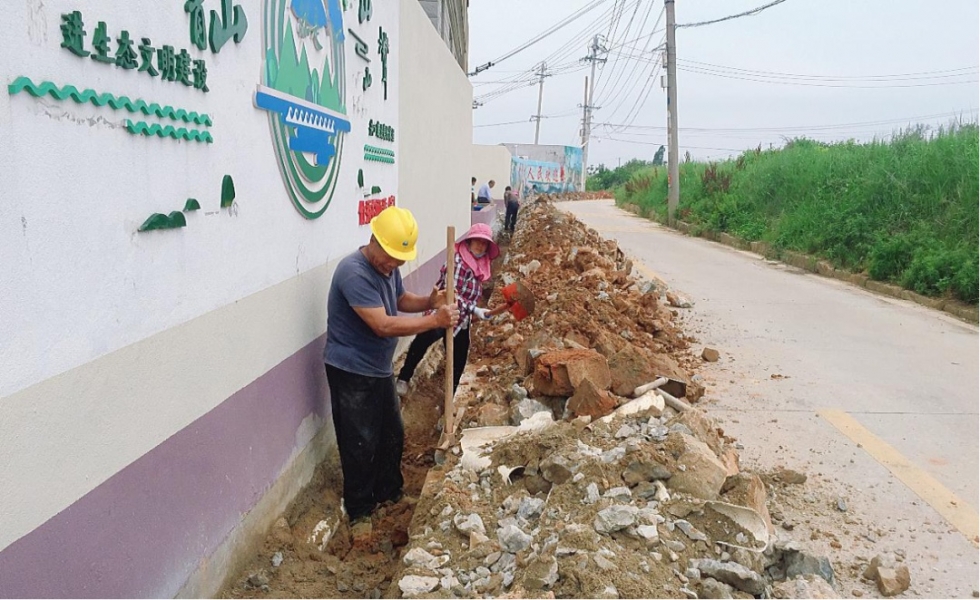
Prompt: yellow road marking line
<box><xmin>819</xmin><ymin>408</ymin><xmax>980</xmax><ymax>547</ymax></box>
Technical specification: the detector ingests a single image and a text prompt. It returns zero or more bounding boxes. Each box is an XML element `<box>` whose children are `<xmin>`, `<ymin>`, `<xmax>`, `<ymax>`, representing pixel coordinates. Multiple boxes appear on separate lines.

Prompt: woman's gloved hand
<box><xmin>472</xmin><ymin>307</ymin><xmax>491</xmax><ymax>320</ymax></box>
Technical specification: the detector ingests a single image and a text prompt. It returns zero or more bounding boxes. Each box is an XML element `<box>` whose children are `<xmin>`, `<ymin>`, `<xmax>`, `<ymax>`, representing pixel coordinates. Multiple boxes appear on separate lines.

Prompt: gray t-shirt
<box><xmin>323</xmin><ymin>248</ymin><xmax>405</xmax><ymax>377</ymax></box>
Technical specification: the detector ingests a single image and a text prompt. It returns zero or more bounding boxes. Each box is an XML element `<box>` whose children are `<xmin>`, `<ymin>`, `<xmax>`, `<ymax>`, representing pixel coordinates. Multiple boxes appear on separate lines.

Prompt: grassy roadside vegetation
<box><xmin>606</xmin><ymin>124</ymin><xmax>979</xmax><ymax>304</ymax></box>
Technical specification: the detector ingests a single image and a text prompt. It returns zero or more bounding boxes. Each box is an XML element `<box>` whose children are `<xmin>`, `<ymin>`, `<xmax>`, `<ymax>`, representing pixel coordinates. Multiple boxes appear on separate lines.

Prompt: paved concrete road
<box><xmin>559</xmin><ymin>199</ymin><xmax>979</xmax><ymax>597</ymax></box>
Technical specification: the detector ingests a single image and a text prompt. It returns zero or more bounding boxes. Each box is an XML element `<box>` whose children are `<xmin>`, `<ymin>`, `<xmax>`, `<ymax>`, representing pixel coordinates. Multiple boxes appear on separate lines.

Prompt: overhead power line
<box><xmin>472</xmin><ymin>1</ymin><xmax>638</xmax><ymax>106</ymax></box>
<box><xmin>678</xmin><ymin>64</ymin><xmax>978</xmax><ymax>88</ymax></box>
<box><xmin>677</xmin><ymin>60</ymin><xmax>980</xmax><ymax>82</ymax></box>
<box><xmin>607</xmin><ymin>28</ymin><xmax>664</xmax><ymax>52</ymax></box>
<box><xmin>593</xmin><ymin>2</ymin><xmax>661</xmax><ymax>106</ymax></box>
<box><xmin>473</xmin><ymin>119</ymin><xmax>529</xmax><ymax>128</ymax></box>
<box><xmin>474</xmin><ymin>114</ymin><xmax>579</xmax><ymax>128</ymax></box>
<box><xmin>676</xmin><ymin>0</ymin><xmax>789</xmax><ymax>29</ymax></box>
<box><xmin>468</xmin><ymin>0</ymin><xmax>611</xmax><ymax>76</ymax></box>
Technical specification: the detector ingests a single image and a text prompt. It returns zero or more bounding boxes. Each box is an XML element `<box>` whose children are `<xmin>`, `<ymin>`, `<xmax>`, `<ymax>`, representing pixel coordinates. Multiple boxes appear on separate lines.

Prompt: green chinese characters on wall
<box><xmin>347</xmin><ymin>0</ymin><xmax>390</xmax><ymax>101</ymax></box>
<box><xmin>377</xmin><ymin>26</ymin><xmax>388</xmax><ymax>100</ymax></box>
<box><xmin>60</xmin><ymin>10</ymin><xmax>209</xmax><ymax>92</ymax></box>
<box><xmin>368</xmin><ymin>119</ymin><xmax>393</xmax><ymax>143</ymax></box>
<box><xmin>183</xmin><ymin>0</ymin><xmax>249</xmax><ymax>54</ymax></box>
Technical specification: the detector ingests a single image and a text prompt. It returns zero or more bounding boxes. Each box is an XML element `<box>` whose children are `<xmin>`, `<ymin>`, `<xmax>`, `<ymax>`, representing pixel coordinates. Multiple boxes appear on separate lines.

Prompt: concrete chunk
<box><xmin>666</xmin><ymin>432</ymin><xmax>728</xmax><ymax>499</ymax></box>
<box><xmin>497</xmin><ymin>523</ymin><xmax>532</xmax><ymax>553</ymax></box>
<box><xmin>398</xmin><ymin>575</ymin><xmax>440</xmax><ymax>597</ymax></box>
<box><xmin>594</xmin><ymin>505</ymin><xmax>639</xmax><ymax>534</ymax></box>
<box><xmin>785</xmin><ymin>550</ymin><xmax>835</xmax><ymax>585</ymax></box>
<box><xmin>403</xmin><ymin>547</ymin><xmax>450</xmax><ymax>570</ymax></box>
<box><xmin>540</xmin><ymin>454</ymin><xmax>574</xmax><ymax>484</ymax></box>
<box><xmin>863</xmin><ymin>555</ymin><xmax>910</xmax><ymax>597</ymax></box>
<box><xmin>876</xmin><ymin>566</ymin><xmax>911</xmax><ymax>597</ymax></box>
<box><xmin>453</xmin><ymin>513</ymin><xmax>486</xmax><ymax>537</ymax></box>
<box><xmin>694</xmin><ymin>559</ymin><xmax>765</xmax><ymax>596</ymax></box>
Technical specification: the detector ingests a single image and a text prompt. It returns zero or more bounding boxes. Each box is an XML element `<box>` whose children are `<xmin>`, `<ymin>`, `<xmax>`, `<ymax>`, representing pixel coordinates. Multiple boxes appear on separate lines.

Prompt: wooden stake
<box><xmin>443</xmin><ymin>226</ymin><xmax>456</xmax><ymax>445</ymax></box>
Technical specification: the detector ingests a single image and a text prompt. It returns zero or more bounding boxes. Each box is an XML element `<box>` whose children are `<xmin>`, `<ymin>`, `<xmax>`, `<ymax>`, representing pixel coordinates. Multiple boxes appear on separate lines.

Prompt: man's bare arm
<box><xmin>397</xmin><ymin>286</ymin><xmax>446</xmax><ymax>313</ymax></box>
<box><xmin>353</xmin><ymin>303</ymin><xmax>457</xmax><ymax>338</ymax></box>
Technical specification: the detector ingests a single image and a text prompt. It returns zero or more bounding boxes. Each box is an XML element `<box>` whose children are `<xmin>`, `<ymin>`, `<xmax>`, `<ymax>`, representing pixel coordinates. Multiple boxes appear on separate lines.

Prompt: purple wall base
<box><xmin>0</xmin><ymin>335</ymin><xmax>329</xmax><ymax>599</ymax></box>
<box><xmin>469</xmin><ymin>201</ymin><xmax>501</xmax><ymax>228</ymax></box>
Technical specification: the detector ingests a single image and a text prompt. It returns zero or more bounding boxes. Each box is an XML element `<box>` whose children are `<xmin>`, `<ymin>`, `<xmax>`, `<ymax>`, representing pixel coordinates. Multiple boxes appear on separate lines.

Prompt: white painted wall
<box><xmin>503</xmin><ymin>142</ymin><xmax>567</xmax><ymax>163</ymax></box>
<box><xmin>398</xmin><ymin>0</ymin><xmax>471</xmax><ymax>263</ymax></box>
<box><xmin>0</xmin><ymin>0</ymin><xmax>398</xmax><ymax>399</ymax></box>
<box><xmin>472</xmin><ymin>144</ymin><xmax>513</xmax><ymax>199</ymax></box>
<box><xmin>0</xmin><ymin>0</ymin><xmax>472</xmax><ymax>559</ymax></box>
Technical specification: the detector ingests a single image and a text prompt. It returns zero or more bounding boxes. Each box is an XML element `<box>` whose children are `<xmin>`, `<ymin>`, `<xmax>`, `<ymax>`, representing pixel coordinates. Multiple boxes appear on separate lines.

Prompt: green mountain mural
<box><xmin>269</xmin><ymin>20</ymin><xmax>344</xmax><ymax>113</ymax></box>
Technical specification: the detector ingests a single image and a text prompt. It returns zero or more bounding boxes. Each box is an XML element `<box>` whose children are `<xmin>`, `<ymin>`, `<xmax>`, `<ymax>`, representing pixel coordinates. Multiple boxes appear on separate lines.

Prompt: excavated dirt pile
<box><xmin>457</xmin><ymin>197</ymin><xmax>705</xmax><ymax>432</ymax></box>
<box><xmin>388</xmin><ymin>199</ymin><xmax>846</xmax><ymax>599</ymax></box>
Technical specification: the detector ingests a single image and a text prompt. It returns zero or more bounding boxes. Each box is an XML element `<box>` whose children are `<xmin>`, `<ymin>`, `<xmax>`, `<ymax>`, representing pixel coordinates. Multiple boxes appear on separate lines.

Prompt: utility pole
<box><xmin>581</xmin><ymin>35</ymin><xmax>606</xmax><ymax>191</ymax></box>
<box><xmin>580</xmin><ymin>76</ymin><xmax>589</xmax><ymax>191</ymax></box>
<box><xmin>665</xmin><ymin>0</ymin><xmax>679</xmax><ymax>225</ymax></box>
<box><xmin>532</xmin><ymin>62</ymin><xmax>547</xmax><ymax>144</ymax></box>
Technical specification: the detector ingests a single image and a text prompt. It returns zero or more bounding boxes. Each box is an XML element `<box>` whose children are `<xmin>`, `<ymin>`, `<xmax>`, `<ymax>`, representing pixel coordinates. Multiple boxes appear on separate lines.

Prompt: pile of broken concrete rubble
<box><xmin>394</xmin><ymin>402</ymin><xmax>842</xmax><ymax>599</ymax></box>
<box><xmin>387</xmin><ymin>199</ymin><xmax>910</xmax><ymax>599</ymax></box>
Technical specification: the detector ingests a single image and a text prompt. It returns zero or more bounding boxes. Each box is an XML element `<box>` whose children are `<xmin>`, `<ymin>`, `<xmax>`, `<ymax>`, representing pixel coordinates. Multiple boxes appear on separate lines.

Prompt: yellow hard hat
<box><xmin>370</xmin><ymin>206</ymin><xmax>418</xmax><ymax>261</ymax></box>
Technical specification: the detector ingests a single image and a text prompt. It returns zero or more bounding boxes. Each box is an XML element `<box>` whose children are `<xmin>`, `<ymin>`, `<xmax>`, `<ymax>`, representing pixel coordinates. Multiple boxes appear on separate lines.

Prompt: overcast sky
<box><xmin>468</xmin><ymin>0</ymin><xmax>979</xmax><ymax>166</ymax></box>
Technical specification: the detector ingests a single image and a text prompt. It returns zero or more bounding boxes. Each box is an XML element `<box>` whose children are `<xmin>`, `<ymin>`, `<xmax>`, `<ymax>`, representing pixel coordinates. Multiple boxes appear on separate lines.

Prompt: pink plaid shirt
<box><xmin>435</xmin><ymin>253</ymin><xmax>482</xmax><ymax>335</ymax></box>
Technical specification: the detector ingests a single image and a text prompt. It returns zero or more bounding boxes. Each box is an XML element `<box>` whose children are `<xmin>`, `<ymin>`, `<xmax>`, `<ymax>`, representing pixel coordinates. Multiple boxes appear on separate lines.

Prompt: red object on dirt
<box><xmin>501</xmin><ymin>281</ymin><xmax>535</xmax><ymax>321</ymax></box>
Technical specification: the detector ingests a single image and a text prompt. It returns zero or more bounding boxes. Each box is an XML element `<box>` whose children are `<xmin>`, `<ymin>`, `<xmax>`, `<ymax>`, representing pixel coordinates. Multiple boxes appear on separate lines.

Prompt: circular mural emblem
<box><xmin>255</xmin><ymin>0</ymin><xmax>349</xmax><ymax>219</ymax></box>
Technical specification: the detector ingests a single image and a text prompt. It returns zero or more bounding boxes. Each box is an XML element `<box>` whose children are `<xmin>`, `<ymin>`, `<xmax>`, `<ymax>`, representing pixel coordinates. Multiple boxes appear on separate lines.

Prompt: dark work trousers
<box><xmin>325</xmin><ymin>364</ymin><xmax>404</xmax><ymax>520</ymax></box>
<box><xmin>397</xmin><ymin>326</ymin><xmax>470</xmax><ymax>396</ymax></box>
<box><xmin>504</xmin><ymin>201</ymin><xmax>519</xmax><ymax>232</ymax></box>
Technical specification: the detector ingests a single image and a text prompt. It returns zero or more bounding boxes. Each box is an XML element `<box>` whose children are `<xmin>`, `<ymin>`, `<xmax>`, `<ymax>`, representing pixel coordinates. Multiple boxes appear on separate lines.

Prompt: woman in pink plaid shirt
<box><xmin>396</xmin><ymin>223</ymin><xmax>509</xmax><ymax>397</ymax></box>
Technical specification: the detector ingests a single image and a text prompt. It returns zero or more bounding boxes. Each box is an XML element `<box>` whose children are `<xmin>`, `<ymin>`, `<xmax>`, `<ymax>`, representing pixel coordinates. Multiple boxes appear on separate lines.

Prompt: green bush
<box><xmin>868</xmin><ymin>234</ymin><xmax>918</xmax><ymax>281</ymax></box>
<box><xmin>588</xmin><ymin>159</ymin><xmax>653</xmax><ymax>191</ymax></box>
<box><xmin>615</xmin><ymin>123</ymin><xmax>979</xmax><ymax>304</ymax></box>
<box><xmin>901</xmin><ymin>243</ymin><xmax>979</xmax><ymax>302</ymax></box>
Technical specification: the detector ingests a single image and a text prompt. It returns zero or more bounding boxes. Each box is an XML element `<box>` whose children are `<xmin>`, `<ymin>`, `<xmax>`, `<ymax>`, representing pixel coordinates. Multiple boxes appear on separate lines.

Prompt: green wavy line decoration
<box><xmin>363</xmin><ymin>144</ymin><xmax>394</xmax><ymax>157</ymax></box>
<box><xmin>126</xmin><ymin>120</ymin><xmax>214</xmax><ymax>144</ymax></box>
<box><xmin>364</xmin><ymin>153</ymin><xmax>394</xmax><ymax>164</ymax></box>
<box><xmin>7</xmin><ymin>77</ymin><xmax>213</xmax><ymax>126</ymax></box>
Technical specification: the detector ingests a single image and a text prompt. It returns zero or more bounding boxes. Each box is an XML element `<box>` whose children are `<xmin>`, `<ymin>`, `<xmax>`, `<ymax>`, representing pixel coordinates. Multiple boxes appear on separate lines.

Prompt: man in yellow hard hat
<box><xmin>323</xmin><ymin>206</ymin><xmax>459</xmax><ymax>540</ymax></box>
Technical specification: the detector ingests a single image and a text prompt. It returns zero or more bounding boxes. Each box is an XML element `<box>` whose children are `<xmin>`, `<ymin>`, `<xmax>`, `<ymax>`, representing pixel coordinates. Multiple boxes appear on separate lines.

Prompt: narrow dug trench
<box><xmin>220</xmin><ymin>197</ymin><xmax>876</xmax><ymax>599</ymax></box>
<box><xmin>218</xmin><ymin>357</ymin><xmax>450</xmax><ymax>599</ymax></box>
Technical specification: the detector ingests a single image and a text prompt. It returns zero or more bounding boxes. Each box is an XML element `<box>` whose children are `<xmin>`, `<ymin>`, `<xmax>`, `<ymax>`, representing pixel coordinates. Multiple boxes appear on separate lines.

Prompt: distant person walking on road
<box><xmin>396</xmin><ymin>223</ymin><xmax>509</xmax><ymax>397</ymax></box>
<box><xmin>323</xmin><ymin>206</ymin><xmax>459</xmax><ymax>540</ymax></box>
<box><xmin>476</xmin><ymin>179</ymin><xmax>494</xmax><ymax>205</ymax></box>
<box><xmin>504</xmin><ymin>185</ymin><xmax>519</xmax><ymax>233</ymax></box>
